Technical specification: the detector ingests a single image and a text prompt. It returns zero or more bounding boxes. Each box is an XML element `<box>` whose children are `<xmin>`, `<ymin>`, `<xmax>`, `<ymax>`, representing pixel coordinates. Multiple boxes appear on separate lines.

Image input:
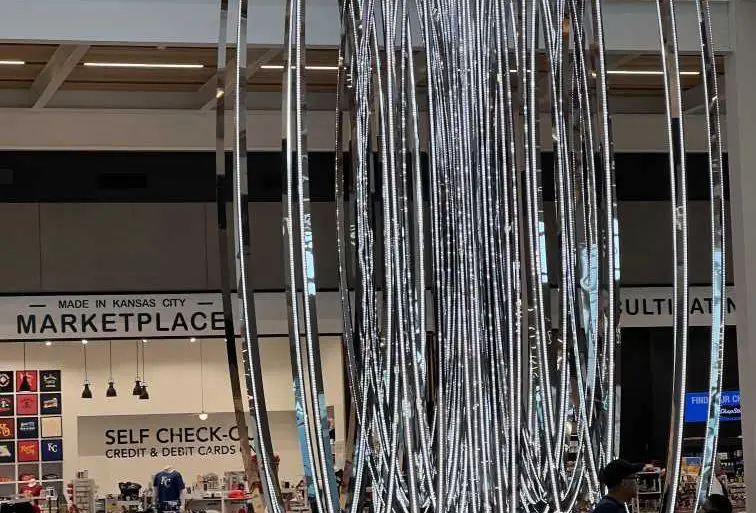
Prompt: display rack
<box><xmin>71</xmin><ymin>478</ymin><xmax>96</xmax><ymax>513</ymax></box>
<box><xmin>0</xmin><ymin>370</ymin><xmax>64</xmax><ymax>501</ymax></box>
<box><xmin>631</xmin><ymin>470</ymin><xmax>662</xmax><ymax>513</ymax></box>
<box><xmin>679</xmin><ymin>438</ymin><xmax>747</xmax><ymax>513</ymax></box>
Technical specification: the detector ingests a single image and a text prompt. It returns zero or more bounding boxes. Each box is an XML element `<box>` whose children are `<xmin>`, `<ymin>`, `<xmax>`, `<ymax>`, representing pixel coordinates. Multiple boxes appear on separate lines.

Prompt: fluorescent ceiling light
<box><xmin>607</xmin><ymin>69</ymin><xmax>699</xmax><ymax>76</ymax></box>
<box><xmin>0</xmin><ymin>60</ymin><xmax>24</xmax><ymax>65</ymax></box>
<box><xmin>260</xmin><ymin>64</ymin><xmax>699</xmax><ymax>76</ymax></box>
<box><xmin>83</xmin><ymin>62</ymin><xmax>204</xmax><ymax>69</ymax></box>
<box><xmin>260</xmin><ymin>64</ymin><xmax>339</xmax><ymax>71</ymax></box>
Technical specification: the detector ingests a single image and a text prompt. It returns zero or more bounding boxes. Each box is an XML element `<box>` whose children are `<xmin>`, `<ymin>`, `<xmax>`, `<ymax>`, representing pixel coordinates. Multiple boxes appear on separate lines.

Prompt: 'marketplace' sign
<box><xmin>0</xmin><ymin>286</ymin><xmax>737</xmax><ymax>341</ymax></box>
<box><xmin>0</xmin><ymin>292</ymin><xmax>345</xmax><ymax>340</ymax></box>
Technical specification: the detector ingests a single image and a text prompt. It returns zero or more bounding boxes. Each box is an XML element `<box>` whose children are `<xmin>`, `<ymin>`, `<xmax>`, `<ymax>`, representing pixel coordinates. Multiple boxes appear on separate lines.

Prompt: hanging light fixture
<box><xmin>19</xmin><ymin>343</ymin><xmax>31</xmax><ymax>392</ymax></box>
<box><xmin>139</xmin><ymin>339</ymin><xmax>149</xmax><ymax>400</ymax></box>
<box><xmin>81</xmin><ymin>340</ymin><xmax>92</xmax><ymax>399</ymax></box>
<box><xmin>198</xmin><ymin>338</ymin><xmax>207</xmax><ymax>420</ymax></box>
<box><xmin>132</xmin><ymin>340</ymin><xmax>142</xmax><ymax>396</ymax></box>
<box><xmin>106</xmin><ymin>340</ymin><xmax>117</xmax><ymax>397</ymax></box>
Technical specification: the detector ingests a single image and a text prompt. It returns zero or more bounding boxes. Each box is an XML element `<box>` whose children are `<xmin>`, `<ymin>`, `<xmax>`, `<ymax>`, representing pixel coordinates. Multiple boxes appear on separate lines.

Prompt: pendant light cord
<box><xmin>22</xmin><ymin>342</ymin><xmax>27</xmax><ymax>373</ymax></box>
<box><xmin>199</xmin><ymin>339</ymin><xmax>205</xmax><ymax>412</ymax></box>
<box><xmin>83</xmin><ymin>343</ymin><xmax>88</xmax><ymax>382</ymax></box>
<box><xmin>141</xmin><ymin>340</ymin><xmax>146</xmax><ymax>383</ymax></box>
<box><xmin>108</xmin><ymin>340</ymin><xmax>113</xmax><ymax>380</ymax></box>
<box><xmin>136</xmin><ymin>340</ymin><xmax>141</xmax><ymax>380</ymax></box>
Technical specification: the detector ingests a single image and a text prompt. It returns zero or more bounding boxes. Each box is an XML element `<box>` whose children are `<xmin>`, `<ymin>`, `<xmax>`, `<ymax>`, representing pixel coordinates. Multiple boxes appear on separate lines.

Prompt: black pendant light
<box><xmin>139</xmin><ymin>339</ymin><xmax>149</xmax><ymax>400</ymax></box>
<box><xmin>81</xmin><ymin>340</ymin><xmax>92</xmax><ymax>399</ymax></box>
<box><xmin>106</xmin><ymin>340</ymin><xmax>117</xmax><ymax>397</ymax></box>
<box><xmin>19</xmin><ymin>343</ymin><xmax>31</xmax><ymax>392</ymax></box>
<box><xmin>132</xmin><ymin>340</ymin><xmax>142</xmax><ymax>396</ymax></box>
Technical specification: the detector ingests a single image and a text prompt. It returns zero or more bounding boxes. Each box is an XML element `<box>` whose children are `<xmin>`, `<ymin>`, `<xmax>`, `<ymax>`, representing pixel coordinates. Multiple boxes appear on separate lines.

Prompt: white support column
<box><xmin>726</xmin><ymin>0</ymin><xmax>756</xmax><ymax>503</ymax></box>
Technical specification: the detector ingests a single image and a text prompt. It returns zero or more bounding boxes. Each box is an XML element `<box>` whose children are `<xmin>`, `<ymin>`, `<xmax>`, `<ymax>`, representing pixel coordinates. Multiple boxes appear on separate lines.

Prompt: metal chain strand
<box><xmin>213</xmin><ymin>0</ymin><xmax>726</xmax><ymax>510</ymax></box>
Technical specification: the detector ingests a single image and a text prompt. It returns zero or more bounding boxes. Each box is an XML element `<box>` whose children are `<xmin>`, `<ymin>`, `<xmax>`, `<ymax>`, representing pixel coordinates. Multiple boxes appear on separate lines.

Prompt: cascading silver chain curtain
<box><xmin>212</xmin><ymin>0</ymin><xmax>728</xmax><ymax>511</ymax></box>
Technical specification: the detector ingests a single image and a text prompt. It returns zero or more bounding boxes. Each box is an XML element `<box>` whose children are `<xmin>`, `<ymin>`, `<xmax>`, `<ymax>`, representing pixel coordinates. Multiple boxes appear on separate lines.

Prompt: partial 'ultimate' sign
<box><xmin>77</xmin><ymin>413</ymin><xmax>254</xmax><ymax>460</ymax></box>
<box><xmin>616</xmin><ymin>286</ymin><xmax>737</xmax><ymax>327</ymax></box>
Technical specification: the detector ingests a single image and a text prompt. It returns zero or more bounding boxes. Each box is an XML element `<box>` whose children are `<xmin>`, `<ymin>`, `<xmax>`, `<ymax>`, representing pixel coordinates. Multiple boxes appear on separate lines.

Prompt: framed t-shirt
<box><xmin>16</xmin><ymin>395</ymin><xmax>38</xmax><ymax>416</ymax></box>
<box><xmin>17</xmin><ymin>418</ymin><xmax>39</xmax><ymax>439</ymax></box>
<box><xmin>40</xmin><ymin>417</ymin><xmax>62</xmax><ymax>438</ymax></box>
<box><xmin>0</xmin><ymin>372</ymin><xmax>13</xmax><ymax>394</ymax></box>
<box><xmin>0</xmin><ymin>397</ymin><xmax>13</xmax><ymax>417</ymax></box>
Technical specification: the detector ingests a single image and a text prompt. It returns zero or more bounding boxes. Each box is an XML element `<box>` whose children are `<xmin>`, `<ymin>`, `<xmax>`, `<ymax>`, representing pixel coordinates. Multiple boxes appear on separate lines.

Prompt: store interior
<box><xmin>0</xmin><ymin>337</ymin><xmax>345</xmax><ymax>512</ymax></box>
<box><xmin>0</xmin><ymin>321</ymin><xmax>744</xmax><ymax>513</ymax></box>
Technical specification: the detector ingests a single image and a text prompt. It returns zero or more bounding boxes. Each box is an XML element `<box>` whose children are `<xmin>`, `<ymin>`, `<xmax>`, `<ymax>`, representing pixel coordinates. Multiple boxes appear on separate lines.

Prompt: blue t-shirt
<box><xmin>153</xmin><ymin>470</ymin><xmax>185</xmax><ymax>503</ymax></box>
<box><xmin>592</xmin><ymin>496</ymin><xmax>624</xmax><ymax>513</ymax></box>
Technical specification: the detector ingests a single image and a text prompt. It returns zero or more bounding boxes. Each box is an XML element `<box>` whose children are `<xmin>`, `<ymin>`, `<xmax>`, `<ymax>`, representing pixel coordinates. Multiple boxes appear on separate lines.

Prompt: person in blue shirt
<box><xmin>592</xmin><ymin>459</ymin><xmax>644</xmax><ymax>513</ymax></box>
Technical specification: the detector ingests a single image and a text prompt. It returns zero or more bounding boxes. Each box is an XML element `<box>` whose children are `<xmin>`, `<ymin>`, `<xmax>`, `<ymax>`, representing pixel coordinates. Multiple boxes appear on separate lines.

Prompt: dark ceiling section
<box><xmin>0</xmin><ymin>151</ymin><xmax>729</xmax><ymax>202</ymax></box>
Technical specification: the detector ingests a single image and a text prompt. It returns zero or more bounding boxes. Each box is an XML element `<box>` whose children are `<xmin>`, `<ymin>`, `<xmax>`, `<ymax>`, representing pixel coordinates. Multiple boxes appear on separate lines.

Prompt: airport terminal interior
<box><xmin>0</xmin><ymin>0</ymin><xmax>755</xmax><ymax>512</ymax></box>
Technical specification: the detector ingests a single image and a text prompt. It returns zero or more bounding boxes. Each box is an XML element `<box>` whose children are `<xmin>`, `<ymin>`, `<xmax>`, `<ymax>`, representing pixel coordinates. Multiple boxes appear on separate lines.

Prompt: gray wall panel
<box><xmin>0</xmin><ymin>204</ymin><xmax>41</xmax><ymax>292</ymax></box>
<box><xmin>0</xmin><ymin>201</ymin><xmax>729</xmax><ymax>294</ymax></box>
<box><xmin>205</xmin><ymin>202</ymin><xmax>340</xmax><ymax>291</ymax></box>
<box><xmin>39</xmin><ymin>203</ymin><xmax>208</xmax><ymax>291</ymax></box>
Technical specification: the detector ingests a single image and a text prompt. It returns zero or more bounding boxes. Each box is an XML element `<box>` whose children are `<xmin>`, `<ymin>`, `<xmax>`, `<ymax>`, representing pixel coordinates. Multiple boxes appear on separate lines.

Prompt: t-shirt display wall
<box><xmin>0</xmin><ymin>338</ymin><xmax>345</xmax><ymax>494</ymax></box>
<box><xmin>0</xmin><ymin>369</ymin><xmax>64</xmax><ymax>499</ymax></box>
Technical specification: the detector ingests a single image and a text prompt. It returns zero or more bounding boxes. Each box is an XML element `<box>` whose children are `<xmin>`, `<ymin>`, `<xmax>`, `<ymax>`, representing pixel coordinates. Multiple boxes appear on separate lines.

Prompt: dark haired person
<box><xmin>592</xmin><ymin>459</ymin><xmax>644</xmax><ymax>513</ymax></box>
<box><xmin>703</xmin><ymin>494</ymin><xmax>733</xmax><ymax>513</ymax></box>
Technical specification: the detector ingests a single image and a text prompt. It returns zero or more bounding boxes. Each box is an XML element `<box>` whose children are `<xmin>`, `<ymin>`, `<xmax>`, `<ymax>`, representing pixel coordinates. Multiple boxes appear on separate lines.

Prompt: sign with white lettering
<box><xmin>684</xmin><ymin>390</ymin><xmax>741</xmax><ymax>423</ymax></box>
<box><xmin>77</xmin><ymin>413</ymin><xmax>255</xmax><ymax>460</ymax></box>
<box><xmin>0</xmin><ymin>286</ymin><xmax>737</xmax><ymax>341</ymax></box>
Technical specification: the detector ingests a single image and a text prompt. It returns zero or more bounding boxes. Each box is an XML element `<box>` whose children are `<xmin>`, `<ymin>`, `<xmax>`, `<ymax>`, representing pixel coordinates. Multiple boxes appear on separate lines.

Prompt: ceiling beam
<box><xmin>196</xmin><ymin>48</ymin><xmax>279</xmax><ymax>111</ymax></box>
<box><xmin>30</xmin><ymin>44</ymin><xmax>89</xmax><ymax>109</ymax></box>
<box><xmin>683</xmin><ymin>77</ymin><xmax>726</xmax><ymax>114</ymax></box>
<box><xmin>607</xmin><ymin>53</ymin><xmax>640</xmax><ymax>70</ymax></box>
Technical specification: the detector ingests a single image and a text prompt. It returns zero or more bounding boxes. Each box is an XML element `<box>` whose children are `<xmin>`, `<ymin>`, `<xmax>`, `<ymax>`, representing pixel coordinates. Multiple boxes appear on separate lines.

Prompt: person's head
<box><xmin>599</xmin><ymin>459</ymin><xmax>644</xmax><ymax>502</ymax></box>
<box><xmin>703</xmin><ymin>494</ymin><xmax>732</xmax><ymax>513</ymax></box>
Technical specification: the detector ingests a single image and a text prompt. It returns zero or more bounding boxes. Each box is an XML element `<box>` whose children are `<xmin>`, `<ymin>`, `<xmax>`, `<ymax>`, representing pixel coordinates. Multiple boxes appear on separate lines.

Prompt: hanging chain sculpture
<box><xmin>212</xmin><ymin>0</ymin><xmax>727</xmax><ymax>509</ymax></box>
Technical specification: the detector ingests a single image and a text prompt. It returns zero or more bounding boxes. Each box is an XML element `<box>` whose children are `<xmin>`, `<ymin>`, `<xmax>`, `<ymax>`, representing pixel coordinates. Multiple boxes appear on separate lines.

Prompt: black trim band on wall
<box><xmin>0</xmin><ymin>151</ymin><xmax>729</xmax><ymax>203</ymax></box>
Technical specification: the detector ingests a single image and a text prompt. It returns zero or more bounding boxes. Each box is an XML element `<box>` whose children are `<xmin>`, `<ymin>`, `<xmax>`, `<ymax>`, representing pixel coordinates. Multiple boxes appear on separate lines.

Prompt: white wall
<box><xmin>0</xmin><ymin>337</ymin><xmax>345</xmax><ymax>493</ymax></box>
<box><xmin>0</xmin><ymin>110</ymin><xmax>723</xmax><ymax>152</ymax></box>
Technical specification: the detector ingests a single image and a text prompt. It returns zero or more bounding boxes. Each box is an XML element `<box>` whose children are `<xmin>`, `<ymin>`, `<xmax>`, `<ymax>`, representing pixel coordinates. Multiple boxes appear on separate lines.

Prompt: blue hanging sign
<box><xmin>684</xmin><ymin>390</ymin><xmax>741</xmax><ymax>423</ymax></box>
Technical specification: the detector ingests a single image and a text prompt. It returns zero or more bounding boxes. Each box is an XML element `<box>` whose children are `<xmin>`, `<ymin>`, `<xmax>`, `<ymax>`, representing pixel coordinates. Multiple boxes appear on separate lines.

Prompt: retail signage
<box><xmin>684</xmin><ymin>390</ymin><xmax>741</xmax><ymax>423</ymax></box>
<box><xmin>616</xmin><ymin>286</ymin><xmax>737</xmax><ymax>328</ymax></box>
<box><xmin>78</xmin><ymin>413</ymin><xmax>256</xmax><ymax>460</ymax></box>
<box><xmin>0</xmin><ymin>287</ymin><xmax>737</xmax><ymax>341</ymax></box>
<box><xmin>0</xmin><ymin>292</ymin><xmax>344</xmax><ymax>341</ymax></box>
